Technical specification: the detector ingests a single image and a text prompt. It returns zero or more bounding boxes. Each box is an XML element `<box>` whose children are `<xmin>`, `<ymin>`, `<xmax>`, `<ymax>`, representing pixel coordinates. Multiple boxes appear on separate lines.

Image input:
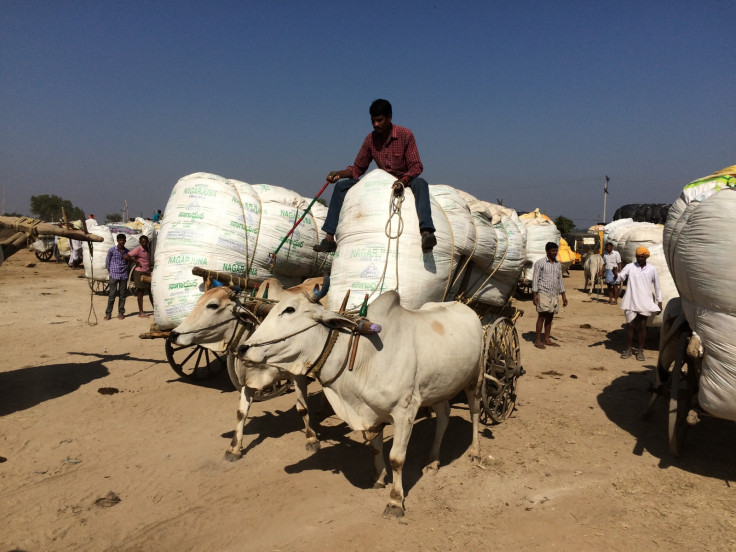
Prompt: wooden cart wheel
<box><xmin>165</xmin><ymin>339</ymin><xmax>227</xmax><ymax>380</ymax></box>
<box><xmin>225</xmin><ymin>353</ymin><xmax>291</xmax><ymax>399</ymax></box>
<box><xmin>35</xmin><ymin>247</ymin><xmax>54</xmax><ymax>262</ymax></box>
<box><xmin>481</xmin><ymin>317</ymin><xmax>524</xmax><ymax>425</ymax></box>
<box><xmin>88</xmin><ymin>279</ymin><xmax>109</xmax><ymax>295</ymax></box>
<box><xmin>668</xmin><ymin>334</ymin><xmax>698</xmax><ymax>456</ymax></box>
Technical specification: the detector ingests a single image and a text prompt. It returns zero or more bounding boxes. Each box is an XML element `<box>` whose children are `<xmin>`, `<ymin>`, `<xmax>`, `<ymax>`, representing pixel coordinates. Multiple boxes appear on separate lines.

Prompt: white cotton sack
<box><xmin>519</xmin><ymin>213</ymin><xmax>560</xmax><ymax>284</ymax></box>
<box><xmin>466</xmin><ymin>206</ymin><xmax>527</xmax><ymax>307</ymax></box>
<box><xmin>665</xmin><ymin>185</ymin><xmax>736</xmax><ymax>315</ymax></box>
<box><xmin>327</xmin><ymin>169</ymin><xmax>454</xmax><ymax>312</ymax></box>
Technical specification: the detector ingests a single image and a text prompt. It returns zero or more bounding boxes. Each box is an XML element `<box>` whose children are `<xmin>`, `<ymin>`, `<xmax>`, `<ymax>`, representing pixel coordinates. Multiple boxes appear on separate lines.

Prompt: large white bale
<box><xmin>327</xmin><ymin>169</ymin><xmax>454</xmax><ymax>312</ymax></box>
<box><xmin>519</xmin><ymin>209</ymin><xmax>560</xmax><ymax>283</ymax></box>
<box><xmin>152</xmin><ymin>173</ymin><xmax>332</xmax><ymax>329</ymax></box>
<box><xmin>466</xmin><ymin>203</ymin><xmax>527</xmax><ymax>307</ymax></box>
<box><xmin>663</xmin><ymin>168</ymin><xmax>736</xmax><ymax>420</ymax></box>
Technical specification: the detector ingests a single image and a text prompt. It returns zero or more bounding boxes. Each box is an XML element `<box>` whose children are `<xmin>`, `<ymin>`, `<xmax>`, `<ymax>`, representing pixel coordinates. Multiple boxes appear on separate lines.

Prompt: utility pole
<box><xmin>602</xmin><ymin>176</ymin><xmax>610</xmax><ymax>223</ymax></box>
<box><xmin>123</xmin><ymin>199</ymin><xmax>129</xmax><ymax>222</ymax></box>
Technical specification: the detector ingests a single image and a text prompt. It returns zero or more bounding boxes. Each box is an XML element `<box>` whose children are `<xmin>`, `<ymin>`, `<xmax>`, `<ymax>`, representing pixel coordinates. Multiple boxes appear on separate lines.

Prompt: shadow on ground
<box><xmin>597</xmin><ymin>369</ymin><xmax>736</xmax><ymax>481</ymax></box>
<box><xmin>0</xmin><ymin>351</ymin><xmax>158</xmax><ymax>416</ymax></box>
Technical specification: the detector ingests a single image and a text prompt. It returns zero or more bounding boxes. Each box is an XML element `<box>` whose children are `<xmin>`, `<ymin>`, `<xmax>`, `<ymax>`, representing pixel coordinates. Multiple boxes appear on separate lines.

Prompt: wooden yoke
<box><xmin>191</xmin><ymin>266</ymin><xmax>248</xmax><ymax>289</ymax></box>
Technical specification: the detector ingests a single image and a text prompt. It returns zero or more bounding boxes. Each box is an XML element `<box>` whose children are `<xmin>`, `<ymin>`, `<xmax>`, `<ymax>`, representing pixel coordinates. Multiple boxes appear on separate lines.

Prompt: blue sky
<box><xmin>2</xmin><ymin>1</ymin><xmax>734</xmax><ymax>228</ymax></box>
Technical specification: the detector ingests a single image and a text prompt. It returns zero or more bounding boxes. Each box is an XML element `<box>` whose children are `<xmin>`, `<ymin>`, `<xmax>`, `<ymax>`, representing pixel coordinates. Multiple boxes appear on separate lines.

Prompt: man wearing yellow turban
<box><xmin>615</xmin><ymin>247</ymin><xmax>662</xmax><ymax>361</ymax></box>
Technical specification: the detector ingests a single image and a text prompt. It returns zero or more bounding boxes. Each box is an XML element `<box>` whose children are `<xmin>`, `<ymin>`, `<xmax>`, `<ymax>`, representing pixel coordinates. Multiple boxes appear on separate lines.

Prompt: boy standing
<box><xmin>105</xmin><ymin>234</ymin><xmax>129</xmax><ymax>320</ymax></box>
<box><xmin>532</xmin><ymin>242</ymin><xmax>569</xmax><ymax>349</ymax></box>
<box><xmin>601</xmin><ymin>242</ymin><xmax>622</xmax><ymax>304</ymax></box>
<box><xmin>125</xmin><ymin>235</ymin><xmax>154</xmax><ymax>317</ymax></box>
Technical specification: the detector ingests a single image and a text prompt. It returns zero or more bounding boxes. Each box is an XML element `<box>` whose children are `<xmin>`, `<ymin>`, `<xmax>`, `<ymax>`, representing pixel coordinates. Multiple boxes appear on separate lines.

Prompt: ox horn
<box><xmin>310</xmin><ymin>273</ymin><xmax>331</xmax><ymax>303</ymax></box>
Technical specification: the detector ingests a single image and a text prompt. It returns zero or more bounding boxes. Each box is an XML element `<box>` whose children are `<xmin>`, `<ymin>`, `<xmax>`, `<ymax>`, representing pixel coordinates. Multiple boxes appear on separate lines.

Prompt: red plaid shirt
<box><xmin>348</xmin><ymin>125</ymin><xmax>423</xmax><ymax>182</ymax></box>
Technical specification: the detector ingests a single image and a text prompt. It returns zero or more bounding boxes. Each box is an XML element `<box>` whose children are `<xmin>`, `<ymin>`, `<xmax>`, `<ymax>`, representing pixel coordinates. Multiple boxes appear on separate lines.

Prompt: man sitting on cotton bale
<box><xmin>314</xmin><ymin>98</ymin><xmax>437</xmax><ymax>254</ymax></box>
<box><xmin>616</xmin><ymin>246</ymin><xmax>662</xmax><ymax>361</ymax></box>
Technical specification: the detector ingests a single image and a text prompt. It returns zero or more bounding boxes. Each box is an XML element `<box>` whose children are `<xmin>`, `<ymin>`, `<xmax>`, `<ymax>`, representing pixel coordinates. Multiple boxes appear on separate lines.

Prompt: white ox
<box><xmin>583</xmin><ymin>252</ymin><xmax>604</xmax><ymax>296</ymax></box>
<box><xmin>168</xmin><ymin>276</ymin><xmax>327</xmax><ymax>453</ymax></box>
<box><xmin>233</xmin><ymin>290</ymin><xmax>484</xmax><ymax>518</ymax></box>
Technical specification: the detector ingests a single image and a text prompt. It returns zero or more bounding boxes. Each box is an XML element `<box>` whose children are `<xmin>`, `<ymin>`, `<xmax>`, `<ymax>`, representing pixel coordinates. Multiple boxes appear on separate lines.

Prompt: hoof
<box><xmin>305</xmin><ymin>441</ymin><xmax>321</xmax><ymax>453</ymax></box>
<box><xmin>382</xmin><ymin>503</ymin><xmax>404</xmax><ymax>518</ymax></box>
<box><xmin>468</xmin><ymin>453</ymin><xmax>482</xmax><ymax>465</ymax></box>
<box><xmin>373</xmin><ymin>481</ymin><xmax>387</xmax><ymax>490</ymax></box>
<box><xmin>223</xmin><ymin>450</ymin><xmax>242</xmax><ymax>462</ymax></box>
<box><xmin>423</xmin><ymin>461</ymin><xmax>440</xmax><ymax>474</ymax></box>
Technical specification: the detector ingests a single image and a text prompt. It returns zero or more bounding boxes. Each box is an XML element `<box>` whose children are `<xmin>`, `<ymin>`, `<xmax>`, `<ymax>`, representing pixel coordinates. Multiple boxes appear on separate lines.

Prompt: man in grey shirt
<box><xmin>532</xmin><ymin>241</ymin><xmax>569</xmax><ymax>349</ymax></box>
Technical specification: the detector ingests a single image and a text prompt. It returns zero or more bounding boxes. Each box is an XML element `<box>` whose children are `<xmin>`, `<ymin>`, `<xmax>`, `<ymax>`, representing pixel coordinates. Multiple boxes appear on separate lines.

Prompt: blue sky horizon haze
<box><xmin>2</xmin><ymin>1</ymin><xmax>734</xmax><ymax>228</ymax></box>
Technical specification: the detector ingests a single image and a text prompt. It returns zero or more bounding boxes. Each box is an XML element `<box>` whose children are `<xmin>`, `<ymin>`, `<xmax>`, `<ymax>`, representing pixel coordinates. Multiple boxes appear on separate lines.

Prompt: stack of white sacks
<box><xmin>326</xmin><ymin>169</ymin><xmax>527</xmax><ymax>312</ymax></box>
<box><xmin>82</xmin><ymin>219</ymin><xmax>156</xmax><ymax>282</ymax></box>
<box><xmin>663</xmin><ymin>167</ymin><xmax>736</xmax><ymax>421</ymax></box>
<box><xmin>518</xmin><ymin>209</ymin><xmax>560</xmax><ymax>284</ymax></box>
<box><xmin>152</xmin><ymin>173</ymin><xmax>331</xmax><ymax>330</ymax></box>
<box><xmin>603</xmin><ymin>218</ymin><xmax>678</xmax><ymax>327</ymax></box>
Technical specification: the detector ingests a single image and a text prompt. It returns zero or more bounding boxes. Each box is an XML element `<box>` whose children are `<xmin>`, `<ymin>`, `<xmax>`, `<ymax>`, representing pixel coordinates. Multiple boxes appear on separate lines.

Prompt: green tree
<box><xmin>105</xmin><ymin>213</ymin><xmax>123</xmax><ymax>223</ymax></box>
<box><xmin>30</xmin><ymin>194</ymin><xmax>85</xmax><ymax>221</ymax></box>
<box><xmin>554</xmin><ymin>215</ymin><xmax>575</xmax><ymax>235</ymax></box>
<box><xmin>2</xmin><ymin>211</ymin><xmax>24</xmax><ymax>217</ymax></box>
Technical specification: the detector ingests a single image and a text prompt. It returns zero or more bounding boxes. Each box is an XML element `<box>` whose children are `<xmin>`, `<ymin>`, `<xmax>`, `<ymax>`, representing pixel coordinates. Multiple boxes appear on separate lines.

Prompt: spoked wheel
<box><xmin>165</xmin><ymin>339</ymin><xmax>227</xmax><ymax>380</ymax></box>
<box><xmin>225</xmin><ymin>353</ymin><xmax>291</xmax><ymax>399</ymax></box>
<box><xmin>35</xmin><ymin>247</ymin><xmax>54</xmax><ymax>262</ymax></box>
<box><xmin>668</xmin><ymin>334</ymin><xmax>699</xmax><ymax>456</ymax></box>
<box><xmin>480</xmin><ymin>317</ymin><xmax>524</xmax><ymax>425</ymax></box>
<box><xmin>88</xmin><ymin>279</ymin><xmax>109</xmax><ymax>295</ymax></box>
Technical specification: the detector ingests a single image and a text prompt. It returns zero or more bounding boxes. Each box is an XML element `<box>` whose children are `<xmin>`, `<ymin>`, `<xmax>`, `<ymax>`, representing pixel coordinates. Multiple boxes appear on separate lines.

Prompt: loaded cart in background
<box><xmin>649</xmin><ymin>166</ymin><xmax>736</xmax><ymax>455</ymax></box>
<box><xmin>0</xmin><ymin>216</ymin><xmax>103</xmax><ymax>268</ymax></box>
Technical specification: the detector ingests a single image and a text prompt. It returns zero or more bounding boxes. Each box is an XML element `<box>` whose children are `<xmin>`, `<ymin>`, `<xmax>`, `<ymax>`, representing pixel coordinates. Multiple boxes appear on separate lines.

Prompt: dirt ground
<box><xmin>1</xmin><ymin>248</ymin><xmax>735</xmax><ymax>552</ymax></box>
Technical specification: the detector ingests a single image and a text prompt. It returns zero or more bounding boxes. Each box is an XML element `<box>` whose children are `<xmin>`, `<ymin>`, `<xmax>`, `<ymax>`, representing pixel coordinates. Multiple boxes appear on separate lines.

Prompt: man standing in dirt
<box><xmin>313</xmin><ymin>98</ymin><xmax>437</xmax><ymax>254</ymax></box>
<box><xmin>105</xmin><ymin>234</ymin><xmax>130</xmax><ymax>320</ymax></box>
<box><xmin>532</xmin><ymin>242</ymin><xmax>568</xmax><ymax>349</ymax></box>
<box><xmin>615</xmin><ymin>246</ymin><xmax>662</xmax><ymax>361</ymax></box>
<box><xmin>601</xmin><ymin>242</ymin><xmax>622</xmax><ymax>304</ymax></box>
<box><xmin>125</xmin><ymin>235</ymin><xmax>154</xmax><ymax>318</ymax></box>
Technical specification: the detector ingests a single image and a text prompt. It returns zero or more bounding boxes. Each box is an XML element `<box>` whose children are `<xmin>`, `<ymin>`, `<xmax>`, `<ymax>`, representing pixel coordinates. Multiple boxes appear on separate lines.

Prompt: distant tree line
<box><xmin>30</xmin><ymin>194</ymin><xmax>85</xmax><ymax>221</ymax></box>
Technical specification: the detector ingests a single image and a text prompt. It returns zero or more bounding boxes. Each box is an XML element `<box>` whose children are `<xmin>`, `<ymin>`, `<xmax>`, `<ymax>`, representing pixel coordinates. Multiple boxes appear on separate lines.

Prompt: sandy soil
<box><xmin>1</xmin><ymin>248</ymin><xmax>735</xmax><ymax>552</ymax></box>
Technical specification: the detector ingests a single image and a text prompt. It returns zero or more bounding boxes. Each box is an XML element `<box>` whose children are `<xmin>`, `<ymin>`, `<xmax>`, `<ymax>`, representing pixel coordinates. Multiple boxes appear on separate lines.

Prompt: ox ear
<box><xmin>313</xmin><ymin>309</ymin><xmax>357</xmax><ymax>331</ymax></box>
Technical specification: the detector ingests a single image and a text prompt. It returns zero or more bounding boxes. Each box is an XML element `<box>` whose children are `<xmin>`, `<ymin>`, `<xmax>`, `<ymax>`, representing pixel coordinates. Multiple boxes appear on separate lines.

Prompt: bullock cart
<box><xmin>459</xmin><ymin>298</ymin><xmax>524</xmax><ymax>424</ymax></box>
<box><xmin>0</xmin><ymin>216</ymin><xmax>102</xmax><ymax>267</ymax></box>
<box><xmin>138</xmin><ymin>268</ymin><xmax>292</xmax><ymax>401</ymax></box>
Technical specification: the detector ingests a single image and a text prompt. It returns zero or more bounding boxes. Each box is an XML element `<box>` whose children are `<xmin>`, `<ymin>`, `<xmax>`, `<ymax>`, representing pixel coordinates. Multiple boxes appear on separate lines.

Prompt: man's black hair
<box><xmin>116</xmin><ymin>233</ymin><xmax>126</xmax><ymax>241</ymax></box>
<box><xmin>370</xmin><ymin>99</ymin><xmax>392</xmax><ymax>118</ymax></box>
<box><xmin>606</xmin><ymin>242</ymin><xmax>613</xmax><ymax>247</ymax></box>
<box><xmin>545</xmin><ymin>241</ymin><xmax>558</xmax><ymax>252</ymax></box>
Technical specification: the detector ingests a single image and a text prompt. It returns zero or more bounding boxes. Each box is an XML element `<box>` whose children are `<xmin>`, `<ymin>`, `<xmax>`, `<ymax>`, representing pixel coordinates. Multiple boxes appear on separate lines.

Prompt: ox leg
<box><xmin>425</xmin><ymin>401</ymin><xmax>450</xmax><ymax>472</ymax></box>
<box><xmin>465</xmin><ymin>384</ymin><xmax>482</xmax><ymax>464</ymax></box>
<box><xmin>366</xmin><ymin>425</ymin><xmax>387</xmax><ymax>489</ymax></box>
<box><xmin>293</xmin><ymin>375</ymin><xmax>320</xmax><ymax>452</ymax></box>
<box><xmin>382</xmin><ymin>406</ymin><xmax>418</xmax><ymax>518</ymax></box>
<box><xmin>224</xmin><ymin>386</ymin><xmax>254</xmax><ymax>462</ymax></box>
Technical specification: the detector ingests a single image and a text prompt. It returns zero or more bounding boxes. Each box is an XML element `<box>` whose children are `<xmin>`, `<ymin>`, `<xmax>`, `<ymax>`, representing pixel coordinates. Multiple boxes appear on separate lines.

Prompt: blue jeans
<box><xmin>322</xmin><ymin>177</ymin><xmax>436</xmax><ymax>235</ymax></box>
<box><xmin>106</xmin><ymin>278</ymin><xmax>128</xmax><ymax>316</ymax></box>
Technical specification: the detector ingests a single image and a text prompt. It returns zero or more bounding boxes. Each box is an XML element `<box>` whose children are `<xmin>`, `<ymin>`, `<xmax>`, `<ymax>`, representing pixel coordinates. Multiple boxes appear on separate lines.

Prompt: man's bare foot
<box><xmin>138</xmin><ymin>313</ymin><xmax>149</xmax><ymax>318</ymax></box>
<box><xmin>104</xmin><ymin>315</ymin><xmax>111</xmax><ymax>321</ymax></box>
<box><xmin>534</xmin><ymin>342</ymin><xmax>545</xmax><ymax>349</ymax></box>
<box><xmin>117</xmin><ymin>314</ymin><xmax>125</xmax><ymax>320</ymax></box>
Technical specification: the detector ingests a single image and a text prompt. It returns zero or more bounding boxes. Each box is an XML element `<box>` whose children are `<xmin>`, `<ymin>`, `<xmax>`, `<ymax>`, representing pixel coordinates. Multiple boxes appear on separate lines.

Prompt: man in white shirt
<box><xmin>601</xmin><ymin>242</ymin><xmax>622</xmax><ymax>305</ymax></box>
<box><xmin>615</xmin><ymin>246</ymin><xmax>662</xmax><ymax>361</ymax></box>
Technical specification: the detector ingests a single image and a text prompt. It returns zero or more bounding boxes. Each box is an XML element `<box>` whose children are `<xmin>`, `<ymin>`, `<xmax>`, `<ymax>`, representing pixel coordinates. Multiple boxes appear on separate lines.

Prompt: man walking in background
<box><xmin>616</xmin><ymin>246</ymin><xmax>662</xmax><ymax>361</ymax></box>
<box><xmin>532</xmin><ymin>242</ymin><xmax>568</xmax><ymax>349</ymax></box>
